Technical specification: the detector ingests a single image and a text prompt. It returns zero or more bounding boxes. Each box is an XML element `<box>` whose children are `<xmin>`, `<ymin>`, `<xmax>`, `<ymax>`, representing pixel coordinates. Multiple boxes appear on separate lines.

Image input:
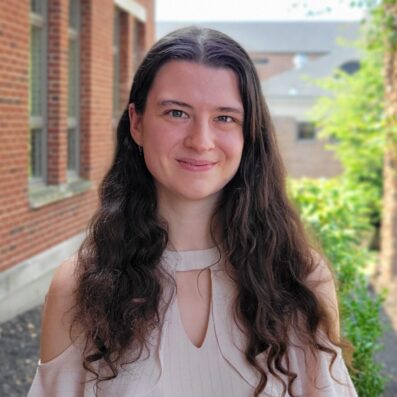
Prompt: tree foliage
<box><xmin>290</xmin><ymin>178</ymin><xmax>386</xmax><ymax>397</ymax></box>
<box><xmin>310</xmin><ymin>29</ymin><xmax>385</xmax><ymax>224</ymax></box>
<box><xmin>286</xmin><ymin>2</ymin><xmax>395</xmax><ymax>395</ymax></box>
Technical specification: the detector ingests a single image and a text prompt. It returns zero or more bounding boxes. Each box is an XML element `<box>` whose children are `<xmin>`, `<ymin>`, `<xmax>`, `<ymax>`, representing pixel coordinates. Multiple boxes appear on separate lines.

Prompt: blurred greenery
<box><xmin>285</xmin><ymin>1</ymin><xmax>397</xmax><ymax>395</ymax></box>
<box><xmin>290</xmin><ymin>178</ymin><xmax>386</xmax><ymax>397</ymax></box>
<box><xmin>309</xmin><ymin>32</ymin><xmax>385</xmax><ymax>227</ymax></box>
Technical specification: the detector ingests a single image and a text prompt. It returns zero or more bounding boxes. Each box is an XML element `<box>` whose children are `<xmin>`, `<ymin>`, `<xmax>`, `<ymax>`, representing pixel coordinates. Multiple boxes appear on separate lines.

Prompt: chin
<box><xmin>181</xmin><ymin>192</ymin><xmax>218</xmax><ymax>202</ymax></box>
<box><xmin>175</xmin><ymin>188</ymin><xmax>222</xmax><ymax>203</ymax></box>
<box><xmin>155</xmin><ymin>180</ymin><xmax>225</xmax><ymax>204</ymax></box>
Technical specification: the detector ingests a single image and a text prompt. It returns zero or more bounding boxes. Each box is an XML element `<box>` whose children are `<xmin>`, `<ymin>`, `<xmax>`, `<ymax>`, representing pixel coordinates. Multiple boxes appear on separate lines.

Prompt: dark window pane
<box><xmin>340</xmin><ymin>60</ymin><xmax>360</xmax><ymax>75</ymax></box>
<box><xmin>255</xmin><ymin>58</ymin><xmax>269</xmax><ymax>65</ymax></box>
<box><xmin>30</xmin><ymin>25</ymin><xmax>43</xmax><ymax>117</ymax></box>
<box><xmin>68</xmin><ymin>38</ymin><xmax>78</xmax><ymax>117</ymax></box>
<box><xmin>31</xmin><ymin>0</ymin><xmax>44</xmax><ymax>15</ymax></box>
<box><xmin>30</xmin><ymin>128</ymin><xmax>42</xmax><ymax>178</ymax></box>
<box><xmin>68</xmin><ymin>128</ymin><xmax>77</xmax><ymax>171</ymax></box>
<box><xmin>69</xmin><ymin>0</ymin><xmax>79</xmax><ymax>30</ymax></box>
<box><xmin>297</xmin><ymin>122</ymin><xmax>316</xmax><ymax>140</ymax></box>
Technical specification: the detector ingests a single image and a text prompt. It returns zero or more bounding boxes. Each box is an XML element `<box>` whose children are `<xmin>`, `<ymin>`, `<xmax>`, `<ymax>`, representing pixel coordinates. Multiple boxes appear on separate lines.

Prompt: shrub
<box><xmin>290</xmin><ymin>177</ymin><xmax>386</xmax><ymax>397</ymax></box>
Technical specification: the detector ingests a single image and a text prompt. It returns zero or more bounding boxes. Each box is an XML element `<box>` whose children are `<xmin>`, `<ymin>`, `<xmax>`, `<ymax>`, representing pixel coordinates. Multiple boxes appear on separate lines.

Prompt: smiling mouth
<box><xmin>176</xmin><ymin>159</ymin><xmax>217</xmax><ymax>171</ymax></box>
<box><xmin>177</xmin><ymin>159</ymin><xmax>215</xmax><ymax>166</ymax></box>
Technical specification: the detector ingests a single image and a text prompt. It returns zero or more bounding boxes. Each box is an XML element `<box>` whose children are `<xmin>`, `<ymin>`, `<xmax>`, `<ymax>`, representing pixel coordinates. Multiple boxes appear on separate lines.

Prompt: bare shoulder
<box><xmin>305</xmin><ymin>252</ymin><xmax>340</xmax><ymax>338</ymax></box>
<box><xmin>40</xmin><ymin>254</ymin><xmax>80</xmax><ymax>363</ymax></box>
<box><xmin>305</xmin><ymin>252</ymin><xmax>335</xmax><ymax>287</ymax></box>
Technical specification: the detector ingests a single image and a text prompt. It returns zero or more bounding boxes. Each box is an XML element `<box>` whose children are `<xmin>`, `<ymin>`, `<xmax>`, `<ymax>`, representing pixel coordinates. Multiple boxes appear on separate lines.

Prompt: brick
<box><xmin>0</xmin><ymin>0</ymin><xmax>154</xmax><ymax>271</ymax></box>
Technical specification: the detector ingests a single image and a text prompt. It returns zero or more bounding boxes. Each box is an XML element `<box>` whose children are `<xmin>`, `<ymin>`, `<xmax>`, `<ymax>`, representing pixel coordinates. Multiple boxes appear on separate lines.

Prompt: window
<box><xmin>297</xmin><ymin>122</ymin><xmax>316</xmax><ymax>141</ymax></box>
<box><xmin>254</xmin><ymin>58</ymin><xmax>269</xmax><ymax>65</ymax></box>
<box><xmin>132</xmin><ymin>19</ymin><xmax>144</xmax><ymax>72</ymax></box>
<box><xmin>113</xmin><ymin>8</ymin><xmax>122</xmax><ymax>120</ymax></box>
<box><xmin>293</xmin><ymin>53</ymin><xmax>308</xmax><ymax>69</ymax></box>
<box><xmin>29</xmin><ymin>0</ymin><xmax>47</xmax><ymax>184</ymax></box>
<box><xmin>67</xmin><ymin>0</ymin><xmax>80</xmax><ymax>179</ymax></box>
<box><xmin>340</xmin><ymin>60</ymin><xmax>360</xmax><ymax>75</ymax></box>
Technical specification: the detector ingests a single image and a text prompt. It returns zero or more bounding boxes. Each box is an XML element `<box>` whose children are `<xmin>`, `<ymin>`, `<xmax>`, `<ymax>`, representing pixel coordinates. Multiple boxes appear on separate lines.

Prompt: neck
<box><xmin>157</xmin><ymin>193</ymin><xmax>220</xmax><ymax>251</ymax></box>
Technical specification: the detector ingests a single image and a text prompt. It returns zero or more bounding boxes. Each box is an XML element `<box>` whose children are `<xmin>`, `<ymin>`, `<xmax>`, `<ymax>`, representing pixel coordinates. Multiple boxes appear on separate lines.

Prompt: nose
<box><xmin>184</xmin><ymin>119</ymin><xmax>215</xmax><ymax>152</ymax></box>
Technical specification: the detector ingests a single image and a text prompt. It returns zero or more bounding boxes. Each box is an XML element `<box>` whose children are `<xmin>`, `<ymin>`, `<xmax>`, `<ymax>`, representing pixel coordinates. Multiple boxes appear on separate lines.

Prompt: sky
<box><xmin>155</xmin><ymin>0</ymin><xmax>367</xmax><ymax>21</ymax></box>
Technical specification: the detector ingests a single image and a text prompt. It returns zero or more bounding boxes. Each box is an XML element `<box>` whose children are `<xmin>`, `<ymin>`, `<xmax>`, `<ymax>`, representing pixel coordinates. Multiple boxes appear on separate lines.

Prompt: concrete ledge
<box><xmin>28</xmin><ymin>178</ymin><xmax>92</xmax><ymax>209</ymax></box>
<box><xmin>0</xmin><ymin>233</ymin><xmax>85</xmax><ymax>324</ymax></box>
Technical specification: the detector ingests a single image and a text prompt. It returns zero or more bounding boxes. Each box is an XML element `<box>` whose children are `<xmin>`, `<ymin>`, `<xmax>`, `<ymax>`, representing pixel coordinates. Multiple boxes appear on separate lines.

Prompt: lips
<box><xmin>177</xmin><ymin>158</ymin><xmax>216</xmax><ymax>166</ymax></box>
<box><xmin>176</xmin><ymin>158</ymin><xmax>218</xmax><ymax>171</ymax></box>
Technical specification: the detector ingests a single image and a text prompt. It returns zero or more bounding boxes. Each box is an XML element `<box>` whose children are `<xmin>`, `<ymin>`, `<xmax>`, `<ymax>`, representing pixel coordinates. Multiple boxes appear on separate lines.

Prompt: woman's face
<box><xmin>129</xmin><ymin>60</ymin><xmax>244</xmax><ymax>205</ymax></box>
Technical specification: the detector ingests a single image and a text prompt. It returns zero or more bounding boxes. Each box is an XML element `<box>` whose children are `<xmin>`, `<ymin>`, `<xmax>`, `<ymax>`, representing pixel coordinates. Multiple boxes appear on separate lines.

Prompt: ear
<box><xmin>128</xmin><ymin>103</ymin><xmax>143</xmax><ymax>146</ymax></box>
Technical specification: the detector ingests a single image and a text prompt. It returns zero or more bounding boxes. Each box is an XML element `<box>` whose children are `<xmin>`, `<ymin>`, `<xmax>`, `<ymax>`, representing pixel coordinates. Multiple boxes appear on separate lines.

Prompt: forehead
<box><xmin>146</xmin><ymin>60</ymin><xmax>243</xmax><ymax>109</ymax></box>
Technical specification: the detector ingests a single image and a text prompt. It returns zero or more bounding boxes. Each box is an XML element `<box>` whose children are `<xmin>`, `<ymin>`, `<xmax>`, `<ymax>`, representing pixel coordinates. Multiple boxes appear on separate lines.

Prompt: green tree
<box><xmin>290</xmin><ymin>178</ymin><xmax>385</xmax><ymax>397</ymax></box>
<box><xmin>379</xmin><ymin>1</ymin><xmax>397</xmax><ymax>284</ymax></box>
<box><xmin>287</xmin><ymin>2</ymin><xmax>392</xmax><ymax>394</ymax></box>
<box><xmin>310</xmin><ymin>28</ymin><xmax>385</xmax><ymax>227</ymax></box>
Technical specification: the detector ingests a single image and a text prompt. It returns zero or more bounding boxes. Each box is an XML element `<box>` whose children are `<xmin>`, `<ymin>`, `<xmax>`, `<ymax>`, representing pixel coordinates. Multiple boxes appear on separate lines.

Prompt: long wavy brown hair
<box><xmin>72</xmin><ymin>26</ymin><xmax>346</xmax><ymax>396</ymax></box>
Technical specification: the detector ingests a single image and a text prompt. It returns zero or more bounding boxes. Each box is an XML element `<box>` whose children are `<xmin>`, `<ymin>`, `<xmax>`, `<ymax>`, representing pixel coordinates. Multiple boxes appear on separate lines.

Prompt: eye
<box><xmin>217</xmin><ymin>115</ymin><xmax>234</xmax><ymax>123</ymax></box>
<box><xmin>166</xmin><ymin>109</ymin><xmax>188</xmax><ymax>118</ymax></box>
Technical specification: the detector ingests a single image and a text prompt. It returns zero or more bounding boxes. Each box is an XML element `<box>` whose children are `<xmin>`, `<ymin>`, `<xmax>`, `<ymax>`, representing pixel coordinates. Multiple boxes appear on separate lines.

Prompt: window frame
<box><xmin>297</xmin><ymin>121</ymin><xmax>316</xmax><ymax>142</ymax></box>
<box><xmin>112</xmin><ymin>7</ymin><xmax>122</xmax><ymax>123</ymax></box>
<box><xmin>29</xmin><ymin>0</ymin><xmax>48</xmax><ymax>186</ymax></box>
<box><xmin>67</xmin><ymin>0</ymin><xmax>81</xmax><ymax>180</ymax></box>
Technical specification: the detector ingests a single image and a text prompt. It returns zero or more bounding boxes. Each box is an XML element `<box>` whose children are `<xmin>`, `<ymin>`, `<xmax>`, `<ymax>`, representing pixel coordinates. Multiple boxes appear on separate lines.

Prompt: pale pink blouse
<box><xmin>28</xmin><ymin>247</ymin><xmax>358</xmax><ymax>397</ymax></box>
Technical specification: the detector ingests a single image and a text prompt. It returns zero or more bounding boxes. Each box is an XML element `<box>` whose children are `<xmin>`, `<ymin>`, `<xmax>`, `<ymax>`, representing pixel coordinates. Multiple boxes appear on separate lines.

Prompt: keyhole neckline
<box><xmin>162</xmin><ymin>246</ymin><xmax>222</xmax><ymax>271</ymax></box>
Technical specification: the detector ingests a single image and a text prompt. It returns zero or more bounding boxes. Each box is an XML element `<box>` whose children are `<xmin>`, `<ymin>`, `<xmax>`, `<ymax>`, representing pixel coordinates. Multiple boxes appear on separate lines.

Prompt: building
<box><xmin>157</xmin><ymin>21</ymin><xmax>361</xmax><ymax>178</ymax></box>
<box><xmin>261</xmin><ymin>32</ymin><xmax>361</xmax><ymax>178</ymax></box>
<box><xmin>0</xmin><ymin>0</ymin><xmax>155</xmax><ymax>322</ymax></box>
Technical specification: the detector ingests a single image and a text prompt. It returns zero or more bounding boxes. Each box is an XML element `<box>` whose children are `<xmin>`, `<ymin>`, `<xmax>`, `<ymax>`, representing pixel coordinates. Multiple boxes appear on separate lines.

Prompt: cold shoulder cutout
<box><xmin>305</xmin><ymin>255</ymin><xmax>341</xmax><ymax>339</ymax></box>
<box><xmin>28</xmin><ymin>337</ymin><xmax>88</xmax><ymax>396</ymax></box>
<box><xmin>39</xmin><ymin>255</ymin><xmax>79</xmax><ymax>364</ymax></box>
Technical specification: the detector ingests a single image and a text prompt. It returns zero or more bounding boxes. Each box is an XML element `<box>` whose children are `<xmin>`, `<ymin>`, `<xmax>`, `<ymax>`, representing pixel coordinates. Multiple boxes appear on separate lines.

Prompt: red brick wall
<box><xmin>273</xmin><ymin>117</ymin><xmax>342</xmax><ymax>178</ymax></box>
<box><xmin>0</xmin><ymin>0</ymin><xmax>155</xmax><ymax>272</ymax></box>
<box><xmin>0</xmin><ymin>1</ymin><xmax>30</xmax><ymax>270</ymax></box>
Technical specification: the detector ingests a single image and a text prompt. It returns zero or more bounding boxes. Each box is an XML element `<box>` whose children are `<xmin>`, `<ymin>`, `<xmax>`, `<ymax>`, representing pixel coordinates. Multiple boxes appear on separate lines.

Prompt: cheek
<box><xmin>222</xmin><ymin>134</ymin><xmax>244</xmax><ymax>165</ymax></box>
<box><xmin>142</xmin><ymin>120</ymin><xmax>181</xmax><ymax>151</ymax></box>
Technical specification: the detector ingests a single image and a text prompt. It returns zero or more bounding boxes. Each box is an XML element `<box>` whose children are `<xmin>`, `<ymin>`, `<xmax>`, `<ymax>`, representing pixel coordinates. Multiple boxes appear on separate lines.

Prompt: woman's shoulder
<box><xmin>305</xmin><ymin>250</ymin><xmax>340</xmax><ymax>338</ymax></box>
<box><xmin>39</xmin><ymin>254</ymin><xmax>80</xmax><ymax>363</ymax></box>
<box><xmin>305</xmin><ymin>250</ymin><xmax>335</xmax><ymax>286</ymax></box>
<box><xmin>48</xmin><ymin>254</ymin><xmax>79</xmax><ymax>294</ymax></box>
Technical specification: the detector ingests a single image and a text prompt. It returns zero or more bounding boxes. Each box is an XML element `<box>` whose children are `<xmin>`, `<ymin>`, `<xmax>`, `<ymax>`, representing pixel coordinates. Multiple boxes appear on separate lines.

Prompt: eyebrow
<box><xmin>157</xmin><ymin>99</ymin><xmax>244</xmax><ymax>115</ymax></box>
<box><xmin>158</xmin><ymin>99</ymin><xmax>193</xmax><ymax>109</ymax></box>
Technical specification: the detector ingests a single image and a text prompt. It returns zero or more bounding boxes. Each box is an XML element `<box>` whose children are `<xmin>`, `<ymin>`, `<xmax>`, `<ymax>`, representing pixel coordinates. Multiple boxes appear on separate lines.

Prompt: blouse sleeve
<box><xmin>27</xmin><ymin>341</ymin><xmax>92</xmax><ymax>397</ymax></box>
<box><xmin>288</xmin><ymin>329</ymin><xmax>358</xmax><ymax>397</ymax></box>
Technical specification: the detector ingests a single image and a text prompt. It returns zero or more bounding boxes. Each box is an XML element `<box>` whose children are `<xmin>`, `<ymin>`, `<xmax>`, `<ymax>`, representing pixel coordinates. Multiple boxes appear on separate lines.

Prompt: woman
<box><xmin>28</xmin><ymin>27</ymin><xmax>358</xmax><ymax>397</ymax></box>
